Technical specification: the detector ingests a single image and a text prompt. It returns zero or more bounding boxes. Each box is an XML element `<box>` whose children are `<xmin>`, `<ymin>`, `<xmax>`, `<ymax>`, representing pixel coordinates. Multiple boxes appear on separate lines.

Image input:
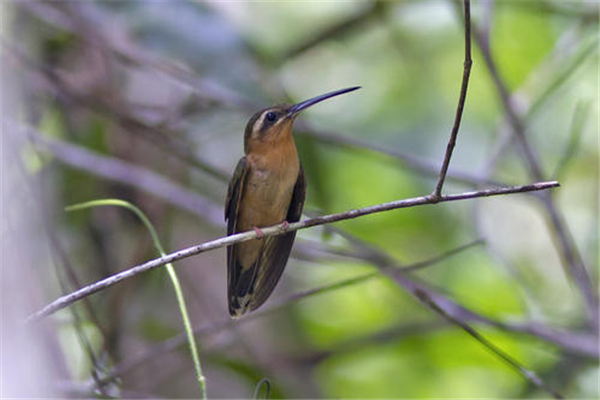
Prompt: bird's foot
<box><xmin>253</xmin><ymin>227</ymin><xmax>265</xmax><ymax>239</ymax></box>
<box><xmin>280</xmin><ymin>221</ymin><xmax>290</xmax><ymax>231</ymax></box>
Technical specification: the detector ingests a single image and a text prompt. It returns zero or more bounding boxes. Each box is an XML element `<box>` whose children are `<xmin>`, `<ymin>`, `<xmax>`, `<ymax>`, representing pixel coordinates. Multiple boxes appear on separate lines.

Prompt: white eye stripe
<box><xmin>252</xmin><ymin>112</ymin><xmax>267</xmax><ymax>136</ymax></box>
<box><xmin>253</xmin><ymin>110</ymin><xmax>281</xmax><ymax>136</ymax></box>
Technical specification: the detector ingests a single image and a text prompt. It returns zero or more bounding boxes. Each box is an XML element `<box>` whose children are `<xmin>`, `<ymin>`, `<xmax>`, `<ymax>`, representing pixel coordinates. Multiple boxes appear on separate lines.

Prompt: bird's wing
<box><xmin>225</xmin><ymin>156</ymin><xmax>248</xmax><ymax>231</ymax></box>
<box><xmin>225</xmin><ymin>157</ymin><xmax>251</xmax><ymax>314</ymax></box>
<box><xmin>227</xmin><ymin>165</ymin><xmax>306</xmax><ymax>317</ymax></box>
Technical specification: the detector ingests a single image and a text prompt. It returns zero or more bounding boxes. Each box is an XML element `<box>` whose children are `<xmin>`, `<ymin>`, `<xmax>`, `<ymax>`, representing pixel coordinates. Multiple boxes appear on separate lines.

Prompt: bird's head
<box><xmin>244</xmin><ymin>86</ymin><xmax>360</xmax><ymax>153</ymax></box>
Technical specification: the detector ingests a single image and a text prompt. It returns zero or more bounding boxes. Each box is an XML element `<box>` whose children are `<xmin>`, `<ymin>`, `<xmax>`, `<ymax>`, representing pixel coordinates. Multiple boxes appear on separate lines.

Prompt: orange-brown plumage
<box><xmin>236</xmin><ymin>122</ymin><xmax>300</xmax><ymax>269</ymax></box>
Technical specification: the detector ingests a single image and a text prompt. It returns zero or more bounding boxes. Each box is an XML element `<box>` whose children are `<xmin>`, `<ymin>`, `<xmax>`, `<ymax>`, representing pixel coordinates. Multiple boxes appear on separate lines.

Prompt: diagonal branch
<box><xmin>414</xmin><ymin>285</ymin><xmax>564</xmax><ymax>399</ymax></box>
<box><xmin>19</xmin><ymin>124</ymin><xmax>224</xmax><ymax>225</ymax></box>
<box><xmin>27</xmin><ymin>180</ymin><xmax>559</xmax><ymax>322</ymax></box>
<box><xmin>471</xmin><ymin>14</ymin><xmax>599</xmax><ymax>332</ymax></box>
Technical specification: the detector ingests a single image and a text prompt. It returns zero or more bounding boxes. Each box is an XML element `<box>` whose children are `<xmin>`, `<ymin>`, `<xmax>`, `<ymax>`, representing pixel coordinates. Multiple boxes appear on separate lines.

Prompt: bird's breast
<box><xmin>239</xmin><ymin>143</ymin><xmax>300</xmax><ymax>230</ymax></box>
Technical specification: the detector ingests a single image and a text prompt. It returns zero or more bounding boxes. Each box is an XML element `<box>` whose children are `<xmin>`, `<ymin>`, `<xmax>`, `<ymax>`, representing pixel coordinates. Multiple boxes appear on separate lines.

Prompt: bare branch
<box><xmin>280</xmin><ymin>1</ymin><xmax>385</xmax><ymax>60</ymax></box>
<box><xmin>28</xmin><ymin>180</ymin><xmax>559</xmax><ymax>322</ymax></box>
<box><xmin>10</xmin><ymin>1</ymin><xmax>595</xmax><ymax>397</ymax></box>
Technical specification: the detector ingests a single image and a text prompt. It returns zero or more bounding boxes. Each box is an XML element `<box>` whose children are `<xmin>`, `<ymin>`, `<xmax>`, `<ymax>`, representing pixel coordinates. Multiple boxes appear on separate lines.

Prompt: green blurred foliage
<box><xmin>492</xmin><ymin>4</ymin><xmax>557</xmax><ymax>90</ymax></box>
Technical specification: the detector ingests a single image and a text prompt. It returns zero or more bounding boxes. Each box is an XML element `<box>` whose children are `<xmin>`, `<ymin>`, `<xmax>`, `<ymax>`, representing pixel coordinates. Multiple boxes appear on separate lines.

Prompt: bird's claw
<box><xmin>281</xmin><ymin>221</ymin><xmax>290</xmax><ymax>231</ymax></box>
<box><xmin>253</xmin><ymin>227</ymin><xmax>265</xmax><ymax>239</ymax></box>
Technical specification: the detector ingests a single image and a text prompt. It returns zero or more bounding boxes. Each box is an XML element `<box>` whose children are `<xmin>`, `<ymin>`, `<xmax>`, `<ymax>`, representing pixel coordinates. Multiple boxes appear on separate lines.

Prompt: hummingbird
<box><xmin>224</xmin><ymin>86</ymin><xmax>360</xmax><ymax>318</ymax></box>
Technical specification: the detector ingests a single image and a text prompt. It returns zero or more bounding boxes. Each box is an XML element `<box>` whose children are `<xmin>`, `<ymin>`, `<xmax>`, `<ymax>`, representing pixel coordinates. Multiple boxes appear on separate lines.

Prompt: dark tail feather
<box><xmin>227</xmin><ymin>231</ymin><xmax>298</xmax><ymax>318</ymax></box>
<box><xmin>243</xmin><ymin>231</ymin><xmax>296</xmax><ymax>312</ymax></box>
<box><xmin>228</xmin><ymin>263</ymin><xmax>258</xmax><ymax>318</ymax></box>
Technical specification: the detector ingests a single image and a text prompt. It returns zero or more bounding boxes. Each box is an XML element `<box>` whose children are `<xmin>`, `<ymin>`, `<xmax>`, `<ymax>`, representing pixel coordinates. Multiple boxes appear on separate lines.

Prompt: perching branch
<box><xmin>28</xmin><ymin>179</ymin><xmax>559</xmax><ymax>322</ymax></box>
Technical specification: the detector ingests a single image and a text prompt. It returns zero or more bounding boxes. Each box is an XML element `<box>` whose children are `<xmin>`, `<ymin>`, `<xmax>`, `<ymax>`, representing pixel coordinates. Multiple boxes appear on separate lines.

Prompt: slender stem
<box><xmin>65</xmin><ymin>200</ymin><xmax>207</xmax><ymax>399</ymax></box>
<box><xmin>432</xmin><ymin>0</ymin><xmax>472</xmax><ymax>198</ymax></box>
<box><xmin>163</xmin><ymin>265</ymin><xmax>206</xmax><ymax>398</ymax></box>
<box><xmin>252</xmin><ymin>378</ymin><xmax>271</xmax><ymax>400</ymax></box>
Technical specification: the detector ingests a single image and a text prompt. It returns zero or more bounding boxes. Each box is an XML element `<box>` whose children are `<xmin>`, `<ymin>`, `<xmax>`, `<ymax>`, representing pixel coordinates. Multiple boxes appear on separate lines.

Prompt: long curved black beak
<box><xmin>287</xmin><ymin>86</ymin><xmax>360</xmax><ymax>117</ymax></box>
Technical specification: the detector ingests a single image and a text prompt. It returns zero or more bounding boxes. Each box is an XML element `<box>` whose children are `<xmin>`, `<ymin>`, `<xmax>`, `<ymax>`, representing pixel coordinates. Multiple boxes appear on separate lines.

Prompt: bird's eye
<box><xmin>266</xmin><ymin>111</ymin><xmax>277</xmax><ymax>122</ymax></box>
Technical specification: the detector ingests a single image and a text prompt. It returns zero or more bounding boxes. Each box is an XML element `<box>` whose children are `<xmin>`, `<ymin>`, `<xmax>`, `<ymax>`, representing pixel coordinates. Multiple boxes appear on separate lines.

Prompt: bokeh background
<box><xmin>1</xmin><ymin>0</ymin><xmax>598</xmax><ymax>398</ymax></box>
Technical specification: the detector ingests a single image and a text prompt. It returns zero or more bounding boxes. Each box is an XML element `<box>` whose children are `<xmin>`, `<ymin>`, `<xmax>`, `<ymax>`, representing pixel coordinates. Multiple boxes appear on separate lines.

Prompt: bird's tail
<box><xmin>227</xmin><ymin>263</ymin><xmax>259</xmax><ymax>318</ymax></box>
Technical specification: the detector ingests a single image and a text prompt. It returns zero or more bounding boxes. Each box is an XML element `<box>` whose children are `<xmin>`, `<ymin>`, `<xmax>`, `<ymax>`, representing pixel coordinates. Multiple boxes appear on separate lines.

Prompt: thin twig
<box><xmin>280</xmin><ymin>1</ymin><xmax>385</xmax><ymax>60</ymax></box>
<box><xmin>27</xmin><ymin>180</ymin><xmax>559</xmax><ymax>322</ymax></box>
<box><xmin>432</xmin><ymin>0</ymin><xmax>472</xmax><ymax>198</ymax></box>
<box><xmin>10</xmin><ymin>1</ymin><xmax>593</xmax><ymax>397</ymax></box>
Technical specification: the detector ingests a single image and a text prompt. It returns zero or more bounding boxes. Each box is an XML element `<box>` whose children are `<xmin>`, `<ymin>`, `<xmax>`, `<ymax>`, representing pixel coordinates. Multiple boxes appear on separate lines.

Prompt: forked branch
<box><xmin>28</xmin><ymin>180</ymin><xmax>558</xmax><ymax>322</ymax></box>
